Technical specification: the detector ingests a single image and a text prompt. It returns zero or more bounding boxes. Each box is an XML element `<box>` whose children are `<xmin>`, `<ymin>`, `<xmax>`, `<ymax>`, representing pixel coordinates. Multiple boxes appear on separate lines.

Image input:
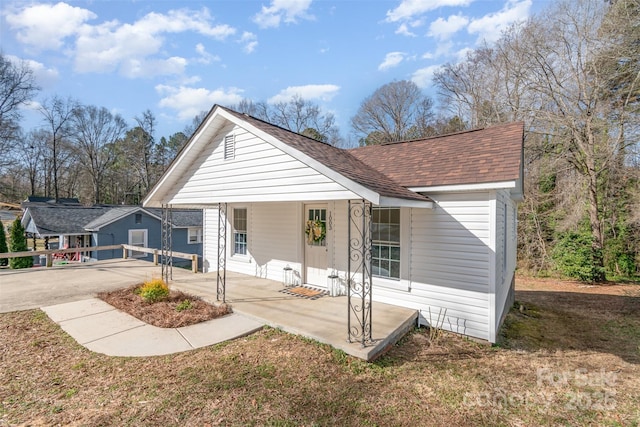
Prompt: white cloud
<box><xmin>468</xmin><ymin>0</ymin><xmax>531</xmax><ymax>43</ymax></box>
<box><xmin>6</xmin><ymin>55</ymin><xmax>59</xmax><ymax>89</ymax></box>
<box><xmin>7</xmin><ymin>3</ymin><xmax>237</xmax><ymax>78</ymax></box>
<box><xmin>411</xmin><ymin>65</ymin><xmax>441</xmax><ymax>89</ymax></box>
<box><xmin>395</xmin><ymin>23</ymin><xmax>416</xmax><ymax>37</ymax></box>
<box><xmin>386</xmin><ymin>0</ymin><xmax>472</xmax><ymax>23</ymax></box>
<box><xmin>378</xmin><ymin>52</ymin><xmax>406</xmax><ymax>71</ymax></box>
<box><xmin>253</xmin><ymin>0</ymin><xmax>314</xmax><ymax>29</ymax></box>
<box><xmin>195</xmin><ymin>43</ymin><xmax>220</xmax><ymax>64</ymax></box>
<box><xmin>5</xmin><ymin>2</ymin><xmax>96</xmax><ymax>51</ymax></box>
<box><xmin>156</xmin><ymin>85</ymin><xmax>244</xmax><ymax>120</ymax></box>
<box><xmin>455</xmin><ymin>47</ymin><xmax>474</xmax><ymax>61</ymax></box>
<box><xmin>121</xmin><ymin>57</ymin><xmax>188</xmax><ymax>79</ymax></box>
<box><xmin>134</xmin><ymin>9</ymin><xmax>235</xmax><ymax>40</ymax></box>
<box><xmin>239</xmin><ymin>32</ymin><xmax>258</xmax><ymax>54</ymax></box>
<box><xmin>267</xmin><ymin>84</ymin><xmax>340</xmax><ymax>103</ymax></box>
<box><xmin>435</xmin><ymin>41</ymin><xmax>455</xmax><ymax>57</ymax></box>
<box><xmin>428</xmin><ymin>14</ymin><xmax>469</xmax><ymax>41</ymax></box>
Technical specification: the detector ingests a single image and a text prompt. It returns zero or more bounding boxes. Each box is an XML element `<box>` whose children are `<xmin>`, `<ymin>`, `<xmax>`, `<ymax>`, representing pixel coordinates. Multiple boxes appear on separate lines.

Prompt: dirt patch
<box><xmin>98</xmin><ymin>285</ymin><xmax>231</xmax><ymax>328</ymax></box>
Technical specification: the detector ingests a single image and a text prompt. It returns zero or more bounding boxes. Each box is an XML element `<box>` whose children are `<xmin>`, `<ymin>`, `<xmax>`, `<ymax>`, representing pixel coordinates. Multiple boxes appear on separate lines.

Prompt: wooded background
<box><xmin>1</xmin><ymin>0</ymin><xmax>638</xmax><ymax>281</ymax></box>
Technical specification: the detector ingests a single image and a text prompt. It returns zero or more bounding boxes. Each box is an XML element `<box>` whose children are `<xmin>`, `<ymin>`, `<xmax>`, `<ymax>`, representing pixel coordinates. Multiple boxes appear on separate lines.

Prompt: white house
<box><xmin>144</xmin><ymin>105</ymin><xmax>523</xmax><ymax>344</ymax></box>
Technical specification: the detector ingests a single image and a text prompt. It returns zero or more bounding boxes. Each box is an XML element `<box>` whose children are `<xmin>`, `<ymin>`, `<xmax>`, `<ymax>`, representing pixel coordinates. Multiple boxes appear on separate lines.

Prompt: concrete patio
<box><xmin>172</xmin><ymin>270</ymin><xmax>418</xmax><ymax>361</ymax></box>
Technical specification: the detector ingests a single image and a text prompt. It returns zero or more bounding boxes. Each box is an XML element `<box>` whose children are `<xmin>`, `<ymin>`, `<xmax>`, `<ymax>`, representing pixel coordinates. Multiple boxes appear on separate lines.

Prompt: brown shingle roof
<box><xmin>220</xmin><ymin>106</ymin><xmax>430</xmax><ymax>202</ymax></box>
<box><xmin>349</xmin><ymin>122</ymin><xmax>523</xmax><ymax>188</ymax></box>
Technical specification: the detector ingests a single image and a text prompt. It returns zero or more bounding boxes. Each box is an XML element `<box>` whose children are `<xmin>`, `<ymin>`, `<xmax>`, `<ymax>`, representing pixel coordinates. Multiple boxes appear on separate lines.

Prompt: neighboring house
<box><xmin>21</xmin><ymin>202</ymin><xmax>203</xmax><ymax>265</ymax></box>
<box><xmin>143</xmin><ymin>105</ymin><xmax>523</xmax><ymax>343</ymax></box>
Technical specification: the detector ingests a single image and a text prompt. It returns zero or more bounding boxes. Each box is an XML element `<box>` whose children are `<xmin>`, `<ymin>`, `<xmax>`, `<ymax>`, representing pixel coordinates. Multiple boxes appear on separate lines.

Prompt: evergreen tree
<box><xmin>9</xmin><ymin>218</ymin><xmax>32</xmax><ymax>269</ymax></box>
<box><xmin>0</xmin><ymin>221</ymin><xmax>8</xmax><ymax>266</ymax></box>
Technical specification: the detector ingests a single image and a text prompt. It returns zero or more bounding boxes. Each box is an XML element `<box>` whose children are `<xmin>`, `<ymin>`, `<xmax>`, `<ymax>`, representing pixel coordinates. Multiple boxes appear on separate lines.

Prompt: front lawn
<box><xmin>1</xmin><ymin>277</ymin><xmax>638</xmax><ymax>426</ymax></box>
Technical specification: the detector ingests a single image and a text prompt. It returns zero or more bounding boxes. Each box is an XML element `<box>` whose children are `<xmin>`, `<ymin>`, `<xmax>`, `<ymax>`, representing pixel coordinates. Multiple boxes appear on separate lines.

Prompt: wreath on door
<box><xmin>305</xmin><ymin>217</ymin><xmax>326</xmax><ymax>244</ymax></box>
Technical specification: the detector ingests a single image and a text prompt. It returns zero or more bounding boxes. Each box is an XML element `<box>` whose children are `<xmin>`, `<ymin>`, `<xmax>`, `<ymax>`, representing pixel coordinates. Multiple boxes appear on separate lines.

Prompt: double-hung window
<box><xmin>372</xmin><ymin>207</ymin><xmax>401</xmax><ymax>280</ymax></box>
<box><xmin>233</xmin><ymin>208</ymin><xmax>247</xmax><ymax>255</ymax></box>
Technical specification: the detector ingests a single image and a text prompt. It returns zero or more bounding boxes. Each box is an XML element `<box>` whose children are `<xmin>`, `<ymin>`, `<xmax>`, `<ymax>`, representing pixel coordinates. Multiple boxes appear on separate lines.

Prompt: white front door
<box><xmin>304</xmin><ymin>204</ymin><xmax>328</xmax><ymax>288</ymax></box>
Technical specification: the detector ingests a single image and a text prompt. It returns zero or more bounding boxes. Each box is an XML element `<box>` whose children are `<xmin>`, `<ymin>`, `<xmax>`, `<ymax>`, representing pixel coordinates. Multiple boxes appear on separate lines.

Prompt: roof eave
<box><xmin>378</xmin><ymin>197</ymin><xmax>433</xmax><ymax>208</ymax></box>
<box><xmin>409</xmin><ymin>180</ymin><xmax>518</xmax><ymax>193</ymax></box>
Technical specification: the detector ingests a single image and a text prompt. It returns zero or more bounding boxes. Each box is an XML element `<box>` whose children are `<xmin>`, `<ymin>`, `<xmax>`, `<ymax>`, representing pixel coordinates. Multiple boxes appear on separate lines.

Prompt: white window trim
<box><xmin>371</xmin><ymin>207</ymin><xmax>410</xmax><ymax>292</ymax></box>
<box><xmin>230</xmin><ymin>206</ymin><xmax>250</xmax><ymax>260</ymax></box>
<box><xmin>373</xmin><ymin>276</ymin><xmax>410</xmax><ymax>292</ymax></box>
<box><xmin>187</xmin><ymin>227</ymin><xmax>202</xmax><ymax>244</ymax></box>
<box><xmin>128</xmin><ymin>229</ymin><xmax>148</xmax><ymax>258</ymax></box>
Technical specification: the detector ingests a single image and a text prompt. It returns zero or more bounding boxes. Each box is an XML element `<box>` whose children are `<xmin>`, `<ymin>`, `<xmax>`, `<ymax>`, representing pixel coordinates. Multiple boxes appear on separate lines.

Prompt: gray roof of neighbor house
<box><xmin>23</xmin><ymin>204</ymin><xmax>202</xmax><ymax>236</ymax></box>
<box><xmin>22</xmin><ymin>196</ymin><xmax>81</xmax><ymax>206</ymax></box>
<box><xmin>145</xmin><ymin>208</ymin><xmax>203</xmax><ymax>228</ymax></box>
<box><xmin>23</xmin><ymin>205</ymin><xmax>111</xmax><ymax>235</ymax></box>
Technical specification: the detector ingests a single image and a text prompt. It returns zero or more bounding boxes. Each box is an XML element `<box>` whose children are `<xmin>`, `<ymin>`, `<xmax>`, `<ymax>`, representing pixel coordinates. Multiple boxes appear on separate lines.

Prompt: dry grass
<box><xmin>1</xmin><ymin>276</ymin><xmax>639</xmax><ymax>426</ymax></box>
<box><xmin>98</xmin><ymin>285</ymin><xmax>231</xmax><ymax>328</ymax></box>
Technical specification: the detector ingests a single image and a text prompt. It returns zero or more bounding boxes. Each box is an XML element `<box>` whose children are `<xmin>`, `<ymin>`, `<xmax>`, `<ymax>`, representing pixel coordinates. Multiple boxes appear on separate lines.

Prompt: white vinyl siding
<box><xmin>366</xmin><ymin>192</ymin><xmax>493</xmax><ymax>341</ymax></box>
<box><xmin>493</xmin><ymin>189</ymin><xmax>517</xmax><ymax>340</ymax></box>
<box><xmin>202</xmin><ymin>192</ymin><xmax>515</xmax><ymax>344</ymax></box>
<box><xmin>203</xmin><ymin>203</ymin><xmax>301</xmax><ymax>282</ymax></box>
<box><xmin>163</xmin><ymin>124</ymin><xmax>360</xmax><ymax>204</ymax></box>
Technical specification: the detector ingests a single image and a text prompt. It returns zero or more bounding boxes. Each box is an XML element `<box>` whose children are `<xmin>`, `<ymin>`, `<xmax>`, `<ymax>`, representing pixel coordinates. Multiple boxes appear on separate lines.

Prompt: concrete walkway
<box><xmin>41</xmin><ymin>298</ymin><xmax>264</xmax><ymax>357</ymax></box>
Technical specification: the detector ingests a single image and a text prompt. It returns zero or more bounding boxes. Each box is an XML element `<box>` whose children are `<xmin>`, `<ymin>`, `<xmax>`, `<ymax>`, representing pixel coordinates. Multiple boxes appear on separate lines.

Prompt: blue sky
<box><xmin>1</xmin><ymin>0</ymin><xmax>546</xmax><ymax>141</ymax></box>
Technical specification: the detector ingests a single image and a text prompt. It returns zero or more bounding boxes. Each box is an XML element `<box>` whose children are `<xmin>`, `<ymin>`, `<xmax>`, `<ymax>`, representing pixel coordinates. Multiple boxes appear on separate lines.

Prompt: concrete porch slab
<box><xmin>172</xmin><ymin>271</ymin><xmax>419</xmax><ymax>361</ymax></box>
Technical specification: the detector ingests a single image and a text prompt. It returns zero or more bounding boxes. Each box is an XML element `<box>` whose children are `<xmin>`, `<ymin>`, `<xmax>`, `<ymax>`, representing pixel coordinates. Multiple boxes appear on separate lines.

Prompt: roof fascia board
<box><xmin>410</xmin><ymin>181</ymin><xmax>517</xmax><ymax>193</ymax></box>
<box><xmin>377</xmin><ymin>197</ymin><xmax>434</xmax><ymax>209</ymax></box>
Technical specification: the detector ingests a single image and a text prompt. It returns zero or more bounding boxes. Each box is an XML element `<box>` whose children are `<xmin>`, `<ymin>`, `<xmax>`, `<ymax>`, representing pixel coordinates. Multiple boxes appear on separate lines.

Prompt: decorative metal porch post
<box><xmin>161</xmin><ymin>204</ymin><xmax>173</xmax><ymax>283</ymax></box>
<box><xmin>216</xmin><ymin>202</ymin><xmax>227</xmax><ymax>302</ymax></box>
<box><xmin>347</xmin><ymin>199</ymin><xmax>373</xmax><ymax>346</ymax></box>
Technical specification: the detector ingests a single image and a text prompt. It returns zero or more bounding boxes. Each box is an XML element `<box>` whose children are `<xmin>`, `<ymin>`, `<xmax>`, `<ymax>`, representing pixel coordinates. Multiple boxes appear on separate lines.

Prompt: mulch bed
<box><xmin>98</xmin><ymin>285</ymin><xmax>231</xmax><ymax>328</ymax></box>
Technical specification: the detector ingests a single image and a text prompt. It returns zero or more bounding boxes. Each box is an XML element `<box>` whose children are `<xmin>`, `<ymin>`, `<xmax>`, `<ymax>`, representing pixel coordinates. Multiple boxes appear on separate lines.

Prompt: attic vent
<box><xmin>224</xmin><ymin>134</ymin><xmax>235</xmax><ymax>160</ymax></box>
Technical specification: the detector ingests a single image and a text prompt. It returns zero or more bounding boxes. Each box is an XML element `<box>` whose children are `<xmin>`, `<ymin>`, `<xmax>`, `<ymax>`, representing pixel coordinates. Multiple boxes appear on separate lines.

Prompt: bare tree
<box><xmin>17</xmin><ymin>129</ymin><xmax>49</xmax><ymax>196</ymax></box>
<box><xmin>434</xmin><ymin>0</ymin><xmax>640</xmax><ymax>280</ymax></box>
<box><xmin>0</xmin><ymin>54</ymin><xmax>39</xmax><ymax>165</ymax></box>
<box><xmin>229</xmin><ymin>96</ymin><xmax>344</xmax><ymax>146</ymax></box>
<box><xmin>350</xmin><ymin>80</ymin><xmax>435</xmax><ymax>145</ymax></box>
<box><xmin>39</xmin><ymin>96</ymin><xmax>78</xmax><ymax>202</ymax></box>
<box><xmin>72</xmin><ymin>104</ymin><xmax>127</xmax><ymax>203</ymax></box>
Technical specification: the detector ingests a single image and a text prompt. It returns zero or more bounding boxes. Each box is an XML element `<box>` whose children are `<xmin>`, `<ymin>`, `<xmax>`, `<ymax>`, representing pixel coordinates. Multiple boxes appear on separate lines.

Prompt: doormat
<box><xmin>280</xmin><ymin>286</ymin><xmax>327</xmax><ymax>300</ymax></box>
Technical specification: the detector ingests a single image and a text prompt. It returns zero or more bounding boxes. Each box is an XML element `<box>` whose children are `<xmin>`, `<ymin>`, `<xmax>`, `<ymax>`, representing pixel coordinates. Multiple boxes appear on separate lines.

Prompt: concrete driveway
<box><xmin>0</xmin><ymin>259</ymin><xmax>163</xmax><ymax>313</ymax></box>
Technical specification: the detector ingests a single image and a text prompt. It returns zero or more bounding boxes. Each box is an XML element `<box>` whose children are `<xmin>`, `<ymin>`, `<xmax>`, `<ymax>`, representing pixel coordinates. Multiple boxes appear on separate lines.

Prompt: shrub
<box><xmin>604</xmin><ymin>226</ymin><xmax>637</xmax><ymax>278</ymax></box>
<box><xmin>176</xmin><ymin>299</ymin><xmax>192</xmax><ymax>312</ymax></box>
<box><xmin>8</xmin><ymin>218</ymin><xmax>32</xmax><ymax>269</ymax></box>
<box><xmin>138</xmin><ymin>278</ymin><xmax>169</xmax><ymax>303</ymax></box>
<box><xmin>0</xmin><ymin>221</ymin><xmax>8</xmax><ymax>267</ymax></box>
<box><xmin>552</xmin><ymin>230</ymin><xmax>605</xmax><ymax>282</ymax></box>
